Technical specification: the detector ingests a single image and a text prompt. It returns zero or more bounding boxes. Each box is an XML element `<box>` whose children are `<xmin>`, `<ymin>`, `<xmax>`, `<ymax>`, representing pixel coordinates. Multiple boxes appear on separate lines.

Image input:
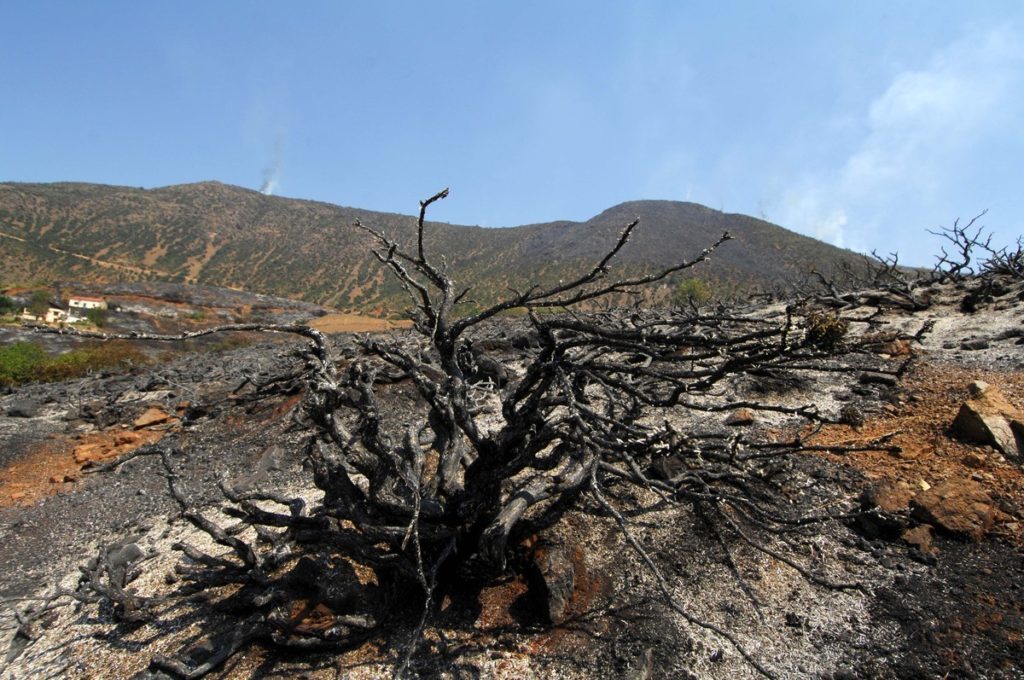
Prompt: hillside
<box><xmin>0</xmin><ymin>181</ymin><xmax>867</xmax><ymax>311</ymax></box>
<box><xmin>1</xmin><ymin>270</ymin><xmax>1023</xmax><ymax>678</ymax></box>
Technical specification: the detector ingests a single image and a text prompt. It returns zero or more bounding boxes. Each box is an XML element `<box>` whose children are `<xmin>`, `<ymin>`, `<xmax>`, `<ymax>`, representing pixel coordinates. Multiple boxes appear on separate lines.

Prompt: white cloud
<box><xmin>778</xmin><ymin>186</ymin><xmax>849</xmax><ymax>248</ymax></box>
<box><xmin>777</xmin><ymin>23</ymin><xmax>1024</xmax><ymax>257</ymax></box>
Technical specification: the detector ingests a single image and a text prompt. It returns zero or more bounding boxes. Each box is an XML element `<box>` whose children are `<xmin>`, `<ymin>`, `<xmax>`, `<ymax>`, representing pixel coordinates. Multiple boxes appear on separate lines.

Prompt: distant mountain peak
<box><xmin>0</xmin><ymin>181</ymin><xmax>865</xmax><ymax>310</ymax></box>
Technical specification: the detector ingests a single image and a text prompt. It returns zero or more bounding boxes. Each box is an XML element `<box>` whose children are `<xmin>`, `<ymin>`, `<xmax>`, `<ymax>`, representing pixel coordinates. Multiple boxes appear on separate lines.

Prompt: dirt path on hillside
<box><xmin>0</xmin><ymin>229</ymin><xmax>171</xmax><ymax>278</ymax></box>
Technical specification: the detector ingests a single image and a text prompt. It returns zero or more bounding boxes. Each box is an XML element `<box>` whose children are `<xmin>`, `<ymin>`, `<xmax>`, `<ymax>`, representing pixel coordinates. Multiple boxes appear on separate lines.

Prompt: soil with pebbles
<box><xmin>1</xmin><ymin>275</ymin><xmax>1023</xmax><ymax>679</ymax></box>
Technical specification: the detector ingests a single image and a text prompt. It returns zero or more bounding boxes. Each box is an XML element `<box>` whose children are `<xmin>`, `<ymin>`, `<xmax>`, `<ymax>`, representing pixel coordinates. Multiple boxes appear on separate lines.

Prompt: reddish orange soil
<box><xmin>0</xmin><ymin>412</ymin><xmax>178</xmax><ymax>508</ymax></box>
<box><xmin>805</xmin><ymin>362</ymin><xmax>1024</xmax><ymax>542</ymax></box>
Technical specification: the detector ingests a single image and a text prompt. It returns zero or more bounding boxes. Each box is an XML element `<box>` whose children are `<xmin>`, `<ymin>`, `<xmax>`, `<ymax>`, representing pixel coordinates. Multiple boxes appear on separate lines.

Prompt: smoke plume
<box><xmin>260</xmin><ymin>135</ymin><xmax>285</xmax><ymax>196</ymax></box>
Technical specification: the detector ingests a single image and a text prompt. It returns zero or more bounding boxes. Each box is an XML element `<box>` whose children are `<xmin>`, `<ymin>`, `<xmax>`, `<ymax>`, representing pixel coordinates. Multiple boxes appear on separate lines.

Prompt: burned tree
<box><xmin>52</xmin><ymin>189</ymin><xmax>900</xmax><ymax>678</ymax></box>
<box><xmin>800</xmin><ymin>210</ymin><xmax>1023</xmax><ymax>316</ymax></box>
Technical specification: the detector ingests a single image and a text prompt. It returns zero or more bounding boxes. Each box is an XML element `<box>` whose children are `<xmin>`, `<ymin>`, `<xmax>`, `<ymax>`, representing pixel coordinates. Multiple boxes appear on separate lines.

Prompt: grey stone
<box><xmin>533</xmin><ymin>540</ymin><xmax>576</xmax><ymax>625</ymax></box>
<box><xmin>5</xmin><ymin>400</ymin><xmax>40</xmax><ymax>418</ymax></box>
<box><xmin>960</xmin><ymin>338</ymin><xmax>991</xmax><ymax>351</ymax></box>
<box><xmin>859</xmin><ymin>372</ymin><xmax>897</xmax><ymax>387</ymax></box>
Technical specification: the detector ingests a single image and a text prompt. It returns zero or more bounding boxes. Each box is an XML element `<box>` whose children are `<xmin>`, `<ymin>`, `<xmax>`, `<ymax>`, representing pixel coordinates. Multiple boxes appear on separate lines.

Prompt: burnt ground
<box><xmin>0</xmin><ymin>276</ymin><xmax>1023</xmax><ymax>679</ymax></box>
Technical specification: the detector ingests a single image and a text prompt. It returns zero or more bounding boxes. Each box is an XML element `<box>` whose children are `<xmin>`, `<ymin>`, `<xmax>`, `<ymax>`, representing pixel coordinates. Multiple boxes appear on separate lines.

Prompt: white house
<box><xmin>20</xmin><ymin>307</ymin><xmax>68</xmax><ymax>324</ymax></box>
<box><xmin>68</xmin><ymin>296</ymin><xmax>108</xmax><ymax>311</ymax></box>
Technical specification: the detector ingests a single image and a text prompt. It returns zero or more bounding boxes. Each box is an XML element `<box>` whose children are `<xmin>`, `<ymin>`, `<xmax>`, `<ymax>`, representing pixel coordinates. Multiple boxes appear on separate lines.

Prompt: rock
<box><xmin>962</xmin><ymin>452</ymin><xmax>987</xmax><ymax>468</ymax></box>
<box><xmin>532</xmin><ymin>541</ymin><xmax>577</xmax><ymax>625</ymax></box>
<box><xmin>132</xmin><ymin>407</ymin><xmax>175</xmax><ymax>429</ymax></box>
<box><xmin>994</xmin><ymin>328</ymin><xmax>1024</xmax><ymax>341</ymax></box>
<box><xmin>862</xmin><ymin>480</ymin><xmax>914</xmax><ymax>513</ymax></box>
<box><xmin>624</xmin><ymin>647</ymin><xmax>654</xmax><ymax>680</ymax></box>
<box><xmin>72</xmin><ymin>443</ymin><xmax>105</xmax><ymax>465</ymax></box>
<box><xmin>880</xmin><ymin>338</ymin><xmax>912</xmax><ymax>356</ymax></box>
<box><xmin>725</xmin><ymin>408</ymin><xmax>756</xmax><ymax>426</ymax></box>
<box><xmin>257</xmin><ymin>444</ymin><xmax>285</xmax><ymax>474</ymax></box>
<box><xmin>949</xmin><ymin>381</ymin><xmax>1024</xmax><ymax>458</ymax></box>
<box><xmin>960</xmin><ymin>338</ymin><xmax>991</xmax><ymax>351</ymax></box>
<box><xmin>838</xmin><ymin>404</ymin><xmax>865</xmax><ymax>427</ymax></box>
<box><xmin>910</xmin><ymin>478</ymin><xmax>1005</xmax><ymax>540</ymax></box>
<box><xmin>5</xmin><ymin>400</ymin><xmax>40</xmax><ymax>418</ymax></box>
<box><xmin>72</xmin><ymin>430</ymin><xmax>149</xmax><ymax>465</ymax></box>
<box><xmin>859</xmin><ymin>372</ymin><xmax>897</xmax><ymax>387</ymax></box>
<box><xmin>901</xmin><ymin>525</ymin><xmax>938</xmax><ymax>555</ymax></box>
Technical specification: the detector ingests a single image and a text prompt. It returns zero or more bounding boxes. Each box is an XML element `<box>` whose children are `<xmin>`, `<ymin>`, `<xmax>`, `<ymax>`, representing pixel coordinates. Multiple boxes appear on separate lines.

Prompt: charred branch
<box><xmin>50</xmin><ymin>190</ymin><xmax>909</xmax><ymax>679</ymax></box>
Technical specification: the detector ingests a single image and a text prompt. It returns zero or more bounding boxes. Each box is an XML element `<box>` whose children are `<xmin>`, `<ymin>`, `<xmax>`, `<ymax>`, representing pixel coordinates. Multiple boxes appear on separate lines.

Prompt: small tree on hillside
<box><xmin>28</xmin><ymin>290</ymin><xmax>50</xmax><ymax>317</ymax></box>
<box><xmin>85</xmin><ymin>307</ymin><xmax>107</xmax><ymax>327</ymax></box>
<box><xmin>672</xmin><ymin>276</ymin><xmax>711</xmax><ymax>306</ymax></box>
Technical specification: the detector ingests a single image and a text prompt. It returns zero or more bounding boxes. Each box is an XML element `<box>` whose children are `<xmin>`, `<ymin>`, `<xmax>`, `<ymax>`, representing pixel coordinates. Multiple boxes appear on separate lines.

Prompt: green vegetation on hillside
<box><xmin>0</xmin><ymin>340</ymin><xmax>148</xmax><ymax>387</ymax></box>
<box><xmin>84</xmin><ymin>308</ymin><xmax>108</xmax><ymax>327</ymax></box>
<box><xmin>28</xmin><ymin>290</ymin><xmax>50</xmax><ymax>316</ymax></box>
<box><xmin>0</xmin><ymin>181</ymin><xmax>870</xmax><ymax>313</ymax></box>
<box><xmin>672</xmin><ymin>277</ymin><xmax>712</xmax><ymax>306</ymax></box>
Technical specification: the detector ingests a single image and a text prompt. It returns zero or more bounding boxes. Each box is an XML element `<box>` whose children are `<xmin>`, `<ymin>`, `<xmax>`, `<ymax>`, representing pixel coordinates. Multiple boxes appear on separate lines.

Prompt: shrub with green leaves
<box><xmin>85</xmin><ymin>308</ymin><xmax>108</xmax><ymax>327</ymax></box>
<box><xmin>0</xmin><ymin>342</ymin><xmax>47</xmax><ymax>386</ymax></box>
<box><xmin>672</xmin><ymin>277</ymin><xmax>712</xmax><ymax>306</ymax></box>
<box><xmin>0</xmin><ymin>340</ymin><xmax>147</xmax><ymax>386</ymax></box>
<box><xmin>28</xmin><ymin>290</ymin><xmax>50</xmax><ymax>316</ymax></box>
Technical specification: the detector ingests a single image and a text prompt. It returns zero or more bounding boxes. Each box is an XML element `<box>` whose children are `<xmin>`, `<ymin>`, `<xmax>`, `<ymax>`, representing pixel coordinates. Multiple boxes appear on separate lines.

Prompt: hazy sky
<box><xmin>2</xmin><ymin>1</ymin><xmax>1022</xmax><ymax>265</ymax></box>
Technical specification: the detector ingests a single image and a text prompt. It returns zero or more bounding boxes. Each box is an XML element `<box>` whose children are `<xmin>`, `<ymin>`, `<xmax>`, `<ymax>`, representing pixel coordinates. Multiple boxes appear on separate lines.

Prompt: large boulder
<box><xmin>910</xmin><ymin>478</ymin><xmax>1005</xmax><ymax>540</ymax></box>
<box><xmin>950</xmin><ymin>381</ymin><xmax>1024</xmax><ymax>458</ymax></box>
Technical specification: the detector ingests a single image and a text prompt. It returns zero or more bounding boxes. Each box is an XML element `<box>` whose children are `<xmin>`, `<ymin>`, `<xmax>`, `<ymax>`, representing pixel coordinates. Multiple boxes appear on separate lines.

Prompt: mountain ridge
<box><xmin>0</xmin><ymin>181</ymin><xmax>865</xmax><ymax>312</ymax></box>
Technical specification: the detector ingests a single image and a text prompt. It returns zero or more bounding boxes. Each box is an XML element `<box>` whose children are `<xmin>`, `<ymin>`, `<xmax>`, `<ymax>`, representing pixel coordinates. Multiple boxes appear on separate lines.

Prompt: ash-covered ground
<box><xmin>1</xmin><ymin>275</ymin><xmax>1023</xmax><ymax>680</ymax></box>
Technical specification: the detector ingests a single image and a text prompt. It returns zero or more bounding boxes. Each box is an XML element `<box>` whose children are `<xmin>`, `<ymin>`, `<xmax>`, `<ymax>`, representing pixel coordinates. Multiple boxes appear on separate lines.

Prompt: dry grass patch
<box><xmin>308</xmin><ymin>313</ymin><xmax>412</xmax><ymax>334</ymax></box>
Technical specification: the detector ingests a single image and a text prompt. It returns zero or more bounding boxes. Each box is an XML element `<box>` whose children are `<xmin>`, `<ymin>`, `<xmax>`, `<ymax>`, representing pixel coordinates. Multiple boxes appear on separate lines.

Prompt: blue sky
<box><xmin>2</xmin><ymin>1</ymin><xmax>1022</xmax><ymax>265</ymax></box>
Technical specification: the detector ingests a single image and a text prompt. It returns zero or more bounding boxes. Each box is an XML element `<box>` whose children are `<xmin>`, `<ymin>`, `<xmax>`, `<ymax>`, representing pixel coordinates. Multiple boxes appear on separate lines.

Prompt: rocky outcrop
<box><xmin>72</xmin><ymin>429</ymin><xmax>164</xmax><ymax>466</ymax></box>
<box><xmin>910</xmin><ymin>478</ymin><xmax>1006</xmax><ymax>540</ymax></box>
<box><xmin>950</xmin><ymin>381</ymin><xmax>1024</xmax><ymax>459</ymax></box>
